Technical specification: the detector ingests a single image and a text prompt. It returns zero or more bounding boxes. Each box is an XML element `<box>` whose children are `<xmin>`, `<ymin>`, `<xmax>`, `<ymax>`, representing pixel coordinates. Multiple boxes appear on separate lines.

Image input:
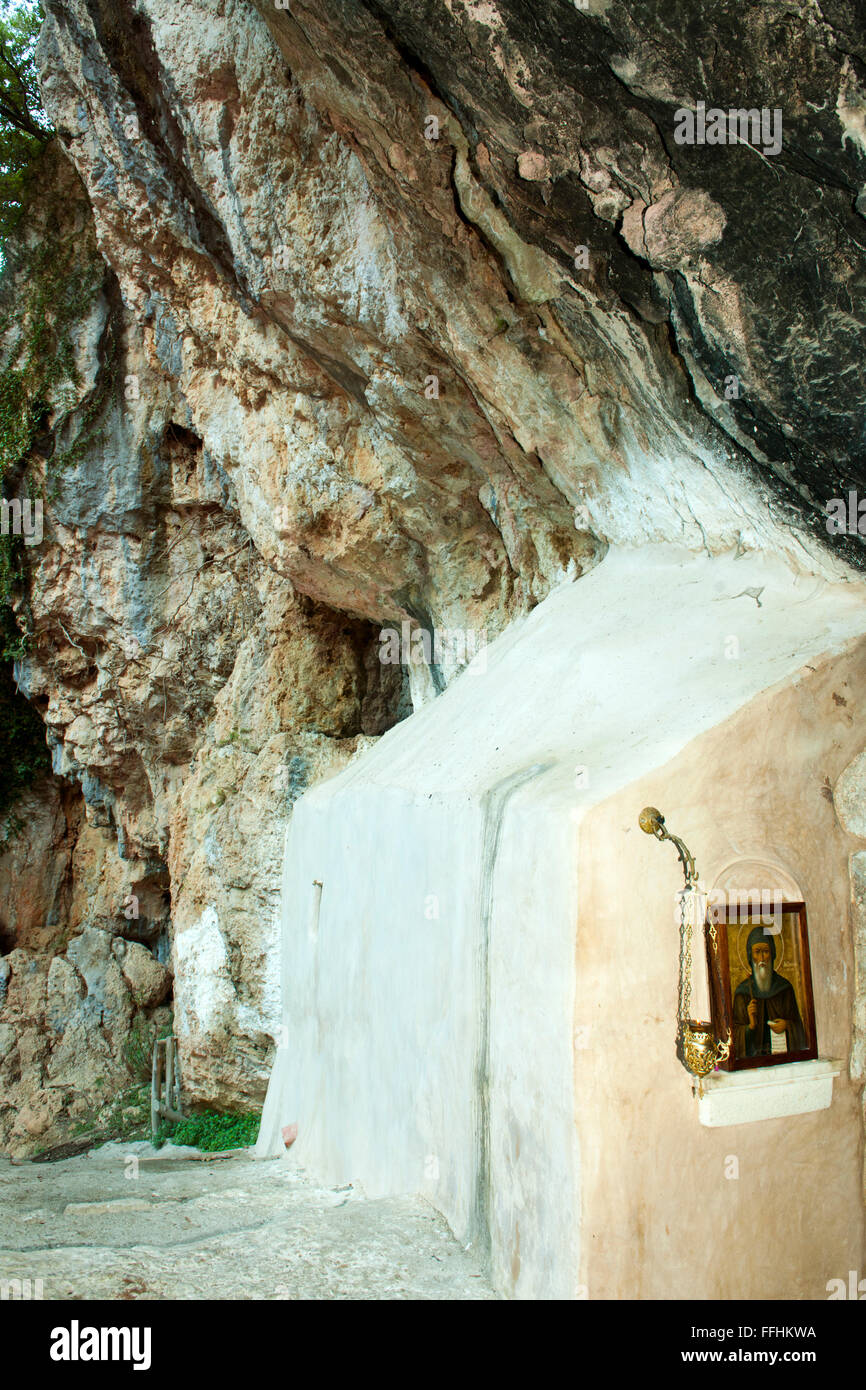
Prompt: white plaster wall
<box><xmin>257</xmin><ymin>543</ymin><xmax>866</xmax><ymax>1298</ymax></box>
<box><xmin>485</xmin><ymin>789</ymin><xmax>582</xmax><ymax>1297</ymax></box>
<box><xmin>259</xmin><ymin>772</ymin><xmax>583</xmax><ymax>1296</ymax></box>
<box><xmin>264</xmin><ymin>786</ymin><xmax>488</xmax><ymax>1243</ymax></box>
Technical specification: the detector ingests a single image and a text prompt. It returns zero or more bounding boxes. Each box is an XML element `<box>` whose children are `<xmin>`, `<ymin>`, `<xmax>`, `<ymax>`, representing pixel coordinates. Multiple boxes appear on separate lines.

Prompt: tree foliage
<box><xmin>0</xmin><ymin>0</ymin><xmax>51</xmax><ymax>242</ymax></box>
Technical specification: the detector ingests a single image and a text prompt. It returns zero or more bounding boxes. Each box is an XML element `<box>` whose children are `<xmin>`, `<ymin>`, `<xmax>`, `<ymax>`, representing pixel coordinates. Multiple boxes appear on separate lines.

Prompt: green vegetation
<box><xmin>167</xmin><ymin>1110</ymin><xmax>261</xmax><ymax>1152</ymax></box>
<box><xmin>122</xmin><ymin>1014</ymin><xmax>174</xmax><ymax>1082</ymax></box>
<box><xmin>0</xmin><ymin>0</ymin><xmax>51</xmax><ymax>243</ymax></box>
<box><xmin>45</xmin><ymin>1091</ymin><xmax>260</xmax><ymax>1157</ymax></box>
<box><xmin>0</xmin><ymin>222</ymin><xmax>109</xmax><ymax>553</ymax></box>
<box><xmin>69</xmin><ymin>1082</ymin><xmax>152</xmax><ymax>1144</ymax></box>
<box><xmin>0</xmin><ymin>3</ymin><xmax>53</xmax><ymax>848</ymax></box>
<box><xmin>151</xmin><ymin>1118</ymin><xmax>175</xmax><ymax>1149</ymax></box>
<box><xmin>0</xmin><ymin>0</ymin><xmax>109</xmax><ymax>542</ymax></box>
<box><xmin>0</xmin><ymin>0</ymin><xmax>58</xmax><ymax>611</ymax></box>
<box><xmin>0</xmin><ymin>5</ymin><xmax>112</xmax><ymax>853</ymax></box>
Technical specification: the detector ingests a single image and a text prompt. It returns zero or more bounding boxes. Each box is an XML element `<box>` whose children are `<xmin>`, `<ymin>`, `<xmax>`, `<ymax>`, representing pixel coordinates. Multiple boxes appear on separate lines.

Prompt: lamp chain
<box><xmin>639</xmin><ymin>807</ymin><xmax>731</xmax><ymax>1089</ymax></box>
<box><xmin>679</xmin><ymin>888</ymin><xmax>692</xmax><ymax>1040</ymax></box>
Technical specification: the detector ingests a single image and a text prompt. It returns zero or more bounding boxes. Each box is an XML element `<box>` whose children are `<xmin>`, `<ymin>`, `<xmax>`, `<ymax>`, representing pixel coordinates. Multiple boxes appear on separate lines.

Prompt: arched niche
<box><xmin>710</xmin><ymin>856</ymin><xmax>803</xmax><ymax>901</ymax></box>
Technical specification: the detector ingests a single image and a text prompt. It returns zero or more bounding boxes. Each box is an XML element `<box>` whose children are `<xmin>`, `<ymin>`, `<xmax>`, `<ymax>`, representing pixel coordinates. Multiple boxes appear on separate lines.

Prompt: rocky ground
<box><xmin>0</xmin><ymin>1143</ymin><xmax>495</xmax><ymax>1300</ymax></box>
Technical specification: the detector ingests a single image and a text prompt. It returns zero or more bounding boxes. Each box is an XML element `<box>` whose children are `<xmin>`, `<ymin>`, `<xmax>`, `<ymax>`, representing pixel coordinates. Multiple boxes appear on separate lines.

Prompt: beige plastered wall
<box><xmin>576</xmin><ymin>636</ymin><xmax>866</xmax><ymax>1300</ymax></box>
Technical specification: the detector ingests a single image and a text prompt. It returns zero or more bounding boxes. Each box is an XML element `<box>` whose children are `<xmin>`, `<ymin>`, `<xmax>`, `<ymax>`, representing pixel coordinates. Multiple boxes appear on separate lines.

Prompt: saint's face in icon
<box><xmin>731</xmin><ymin>926</ymin><xmax>806</xmax><ymax>1059</ymax></box>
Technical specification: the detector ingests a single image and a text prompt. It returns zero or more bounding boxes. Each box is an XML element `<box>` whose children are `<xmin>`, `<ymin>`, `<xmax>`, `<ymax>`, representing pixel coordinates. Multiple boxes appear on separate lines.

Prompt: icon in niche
<box><xmin>710</xmin><ymin>902</ymin><xmax>818</xmax><ymax>1070</ymax></box>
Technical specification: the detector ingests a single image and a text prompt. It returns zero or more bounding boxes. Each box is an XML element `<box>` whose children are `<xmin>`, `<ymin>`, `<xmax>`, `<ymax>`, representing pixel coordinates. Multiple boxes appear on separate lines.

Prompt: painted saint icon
<box><xmin>731</xmin><ymin>925</ymin><xmax>806</xmax><ymax>1059</ymax></box>
<box><xmin>711</xmin><ymin>902</ymin><xmax>817</xmax><ymax>1071</ymax></box>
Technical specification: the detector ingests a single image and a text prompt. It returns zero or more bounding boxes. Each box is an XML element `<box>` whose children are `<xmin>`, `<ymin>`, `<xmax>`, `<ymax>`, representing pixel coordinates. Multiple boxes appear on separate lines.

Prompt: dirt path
<box><xmin>0</xmin><ymin>1144</ymin><xmax>496</xmax><ymax>1300</ymax></box>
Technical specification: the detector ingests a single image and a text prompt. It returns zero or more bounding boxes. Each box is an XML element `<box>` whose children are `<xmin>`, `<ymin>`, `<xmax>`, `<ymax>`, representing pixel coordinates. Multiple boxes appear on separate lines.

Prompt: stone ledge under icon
<box><xmin>697</xmin><ymin>1058</ymin><xmax>841</xmax><ymax>1127</ymax></box>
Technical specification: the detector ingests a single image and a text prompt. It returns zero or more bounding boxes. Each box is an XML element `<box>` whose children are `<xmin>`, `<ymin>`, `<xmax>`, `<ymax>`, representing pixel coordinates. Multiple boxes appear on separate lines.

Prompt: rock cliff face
<box><xmin>0</xmin><ymin>0</ymin><xmax>864</xmax><ymax>1154</ymax></box>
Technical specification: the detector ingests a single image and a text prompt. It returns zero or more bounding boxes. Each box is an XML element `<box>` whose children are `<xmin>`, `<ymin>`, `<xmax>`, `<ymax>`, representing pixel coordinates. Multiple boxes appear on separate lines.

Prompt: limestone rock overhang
<box><xmin>299</xmin><ymin>542</ymin><xmax>866</xmax><ymax>815</ymax></box>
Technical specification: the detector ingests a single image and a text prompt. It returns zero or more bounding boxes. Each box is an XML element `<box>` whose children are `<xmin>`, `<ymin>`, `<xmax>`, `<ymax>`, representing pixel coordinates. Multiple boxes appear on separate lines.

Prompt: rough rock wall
<box><xmin>1</xmin><ymin>0</ymin><xmax>864</xmax><ymax>1152</ymax></box>
<box><xmin>0</xmin><ymin>770</ymin><xmax>176</xmax><ymax>1152</ymax></box>
<box><xmin>0</xmin><ymin>146</ymin><xmax>394</xmax><ymax>1151</ymax></box>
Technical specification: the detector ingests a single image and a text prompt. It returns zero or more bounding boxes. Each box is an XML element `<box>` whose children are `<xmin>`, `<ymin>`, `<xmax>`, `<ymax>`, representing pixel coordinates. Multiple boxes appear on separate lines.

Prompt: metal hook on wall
<box><xmin>638</xmin><ymin>805</ymin><xmax>698</xmax><ymax>890</ymax></box>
